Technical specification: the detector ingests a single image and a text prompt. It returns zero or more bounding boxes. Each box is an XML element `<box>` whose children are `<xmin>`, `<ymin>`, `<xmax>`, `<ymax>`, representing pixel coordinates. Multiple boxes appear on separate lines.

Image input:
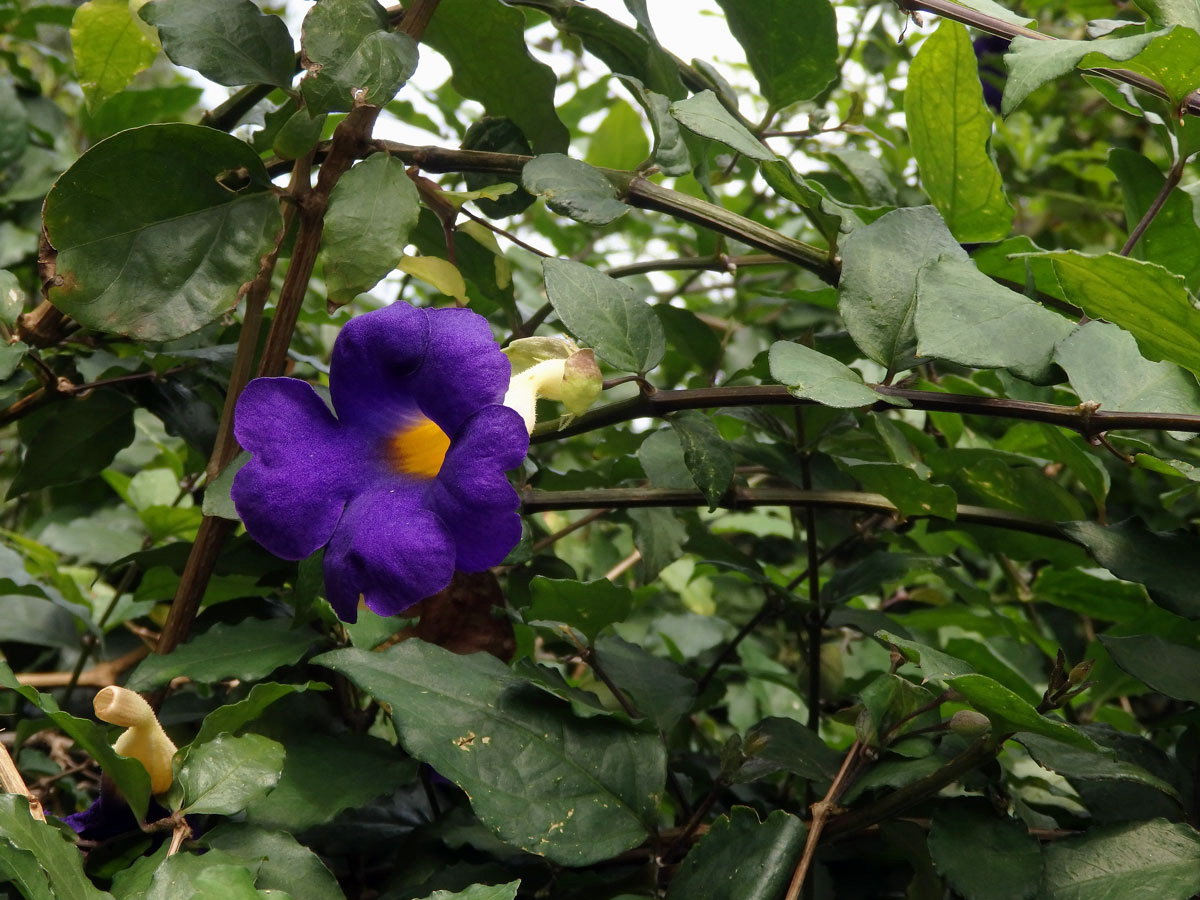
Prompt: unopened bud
<box><xmin>948</xmin><ymin>709</ymin><xmax>991</xmax><ymax>737</ymax></box>
<box><xmin>95</xmin><ymin>686</ymin><xmax>177</xmax><ymax>794</ymax></box>
<box><xmin>1068</xmin><ymin>660</ymin><xmax>1094</xmax><ymax>686</ymax></box>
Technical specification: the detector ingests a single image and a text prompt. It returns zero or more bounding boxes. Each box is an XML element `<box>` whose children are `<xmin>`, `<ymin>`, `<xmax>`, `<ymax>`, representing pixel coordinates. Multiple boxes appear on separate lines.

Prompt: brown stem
<box><xmin>784</xmin><ymin>743</ymin><xmax>866</xmax><ymax>900</ymax></box>
<box><xmin>530</xmin><ymin>508</ymin><xmax>610</xmax><ymax>553</ymax></box>
<box><xmin>1120</xmin><ymin>156</ymin><xmax>1186</xmax><ymax>257</ymax></box>
<box><xmin>605</xmin><ymin>253</ymin><xmax>783</xmax><ymax>279</ymax></box>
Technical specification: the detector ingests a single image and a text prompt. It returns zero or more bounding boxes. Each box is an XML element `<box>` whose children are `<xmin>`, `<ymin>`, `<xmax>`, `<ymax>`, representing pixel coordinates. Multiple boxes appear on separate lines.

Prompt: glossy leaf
<box><xmin>0</xmin><ymin>794</ymin><xmax>113</xmax><ymax>900</ymax></box>
<box><xmin>323</xmin><ymin>154</ymin><xmax>420</xmax><ymax>305</ymax></box>
<box><xmin>1039</xmin><ymin>820</ymin><xmax>1200</xmax><ymax>900</ymax></box>
<box><xmin>523</xmin><ymin>154</ymin><xmax>628</xmax><ymax>226</ymax></box>
<box><xmin>713</xmin><ymin>0</ymin><xmax>837</xmax><ymax>109</ymax></box>
<box><xmin>423</xmin><ymin>0</ymin><xmax>567</xmax><ymax>154</ymax></box>
<box><xmin>838</xmin><ymin>206</ymin><xmax>967</xmax><ymax>375</ymax></box>
<box><xmin>194</xmin><ymin>682</ymin><xmax>329</xmax><ymax>746</ymax></box>
<box><xmin>203</xmin><ymin>824</ymin><xmax>346</xmax><ymax>900</ymax></box>
<box><xmin>125</xmin><ymin>618</ymin><xmax>319</xmax><ymax>692</ymax></box>
<box><xmin>300</xmin><ymin>0</ymin><xmax>418</xmax><ymax>114</ymax></box>
<box><xmin>527</xmin><ymin>577</ymin><xmax>634</xmax><ymax>641</ymax></box>
<box><xmin>71</xmin><ymin>0</ymin><xmax>159</xmax><ymax>110</ymax></box>
<box><xmin>1101</xmin><ymin>633</ymin><xmax>1200</xmax><ymax>702</ymax></box>
<box><xmin>947</xmin><ymin>673</ymin><xmax>1099</xmax><ymax>750</ymax></box>
<box><xmin>669</xmin><ymin>410</ymin><xmax>734</xmax><ymax>510</ymax></box>
<box><xmin>1017</xmin><ymin>731</ymin><xmax>1180</xmax><ymax>798</ymax></box>
<box><xmin>670</xmin><ymin>91</ymin><xmax>773</xmax><ymax>161</ymax></box>
<box><xmin>176</xmin><ymin>733</ymin><xmax>286</xmax><ymax>815</ymax></box>
<box><xmin>44</xmin><ymin>124</ymin><xmax>281</xmax><ymax>341</ymax></box>
<box><xmin>666</xmin><ymin>807</ymin><xmax>805</xmax><ymax>900</ymax></box>
<box><xmin>542</xmin><ymin>258</ymin><xmax>664</xmax><ymax>373</ymax></box>
<box><xmin>315</xmin><ymin>641</ymin><xmax>666</xmax><ymax>865</ymax></box>
<box><xmin>915</xmin><ymin>258</ymin><xmax>1073</xmax><ymax>382</ymax></box>
<box><xmin>737</xmin><ymin>717</ymin><xmax>842</xmax><ymax>784</ymax></box>
<box><xmin>927</xmin><ymin>805</ymin><xmax>1041</xmax><ymax>900</ymax></box>
<box><xmin>906</xmin><ymin>21</ymin><xmax>1012</xmax><ymax>242</ymax></box>
<box><xmin>139</xmin><ymin>0</ymin><xmax>295</xmax><ymax>88</ymax></box>
<box><xmin>415</xmin><ymin>884</ymin><xmax>519</xmax><ymax>900</ymax></box>
<box><xmin>593</xmin><ymin>635</ymin><xmax>696</xmax><ymax>731</ymax></box>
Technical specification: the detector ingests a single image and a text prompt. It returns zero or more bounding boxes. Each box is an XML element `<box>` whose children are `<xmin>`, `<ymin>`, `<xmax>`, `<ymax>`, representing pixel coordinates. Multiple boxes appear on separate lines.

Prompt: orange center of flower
<box><xmin>386</xmin><ymin>415</ymin><xmax>450</xmax><ymax>479</ymax></box>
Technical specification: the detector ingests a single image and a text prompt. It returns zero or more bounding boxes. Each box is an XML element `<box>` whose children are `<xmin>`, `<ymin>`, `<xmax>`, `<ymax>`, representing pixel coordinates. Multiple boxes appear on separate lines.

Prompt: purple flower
<box><xmin>231</xmin><ymin>301</ymin><xmax>529</xmax><ymax>622</ymax></box>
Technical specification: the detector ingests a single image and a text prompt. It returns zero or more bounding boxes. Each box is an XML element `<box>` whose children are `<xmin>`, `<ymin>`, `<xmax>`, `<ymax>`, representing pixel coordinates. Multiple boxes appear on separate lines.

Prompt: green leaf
<box><xmin>712</xmin><ymin>0</ymin><xmax>837</xmax><ymax>108</ymax></box>
<box><xmin>837</xmin><ymin>206</ymin><xmax>968</xmax><ymax>375</ymax></box>
<box><xmin>665</xmin><ymin>807</ymin><xmax>806</xmax><ymax>900</ymax></box>
<box><xmin>322</xmin><ymin>154</ymin><xmax>420</xmax><ymax>305</ymax></box>
<box><xmin>523</xmin><ymin>154</ymin><xmax>628</xmax><ymax>226</ymax></box>
<box><xmin>125</xmin><ymin>618</ymin><xmax>319</xmax><ymax>692</ymax></box>
<box><xmin>618</xmin><ymin>76</ymin><xmax>691</xmax><ymax>175</ymax></box>
<box><xmin>194</xmin><ymin>682</ymin><xmax>328</xmax><ymax>746</ymax></box>
<box><xmin>0</xmin><ymin>80</ymin><xmax>28</xmax><ymax>168</ymax></box>
<box><xmin>177</xmin><ymin>733</ymin><xmax>286</xmax><ymax>815</ymax></box>
<box><xmin>638</xmin><ymin>428</ymin><xmax>695</xmax><ymax>489</ymax></box>
<box><xmin>422</xmin><ymin>0</ymin><xmax>567</xmax><ymax>154</ymax></box>
<box><xmin>1080</xmin><ymin>27</ymin><xmax>1200</xmax><ymax>113</ymax></box>
<box><xmin>628</xmin><ymin>507</ymin><xmax>687</xmax><ymax>582</ymax></box>
<box><xmin>877</xmin><ymin>631</ymin><xmax>976</xmax><ymax>683</ymax></box>
<box><xmin>1101</xmin><ymin>633</ymin><xmax>1200</xmax><ymax>702</ymax></box>
<box><xmin>246</xmin><ymin>733</ymin><xmax>416</xmax><ymax>830</ymax></box>
<box><xmin>0</xmin><ymin>795</ymin><xmax>114</xmax><ymax>900</ymax></box>
<box><xmin>585</xmin><ymin>100</ymin><xmax>650</xmax><ymax>171</ymax></box>
<box><xmin>1039</xmin><ymin>820</ymin><xmax>1200</xmax><ymax>900</ymax></box>
<box><xmin>299</xmin><ymin>0</ymin><xmax>418</xmax><ymax>114</ymax></box>
<box><xmin>1135</xmin><ymin>0</ymin><xmax>1200</xmax><ymax>31</ymax></box>
<box><xmin>44</xmin><ymin>124</ymin><xmax>281</xmax><ymax>341</ymax></box>
<box><xmin>415</xmin><ymin>883</ymin><xmax>519</xmax><ymax>900</ymax></box>
<box><xmin>1062</xmin><ymin>519</ymin><xmax>1200</xmax><ymax>618</ymax></box>
<box><xmin>1054</xmin><ymin>321</ymin><xmax>1200</xmax><ymax>438</ymax></box>
<box><xmin>1017</xmin><ymin>731</ymin><xmax>1180</xmax><ymax>798</ymax></box>
<box><xmin>768</xmin><ymin>340</ymin><xmax>885</xmax><ymax>408</ymax></box>
<box><xmin>139</xmin><ymin>0</ymin><xmax>295</xmax><ymax>88</ymax></box>
<box><xmin>669</xmin><ymin>91</ymin><xmax>773</xmax><ymax>161</ymax></box>
<box><xmin>83</xmin><ymin>84</ymin><xmax>203</xmax><ymax>142</ymax></box>
<box><xmin>1108</xmin><ymin>149</ymin><xmax>1200</xmax><ymax>292</ymax></box>
<box><xmin>951</xmin><ymin>0</ymin><xmax>1035</xmax><ymax>26</ymax></box>
<box><xmin>841</xmin><ymin>463</ymin><xmax>958</xmax><ymax>519</ymax></box>
<box><xmin>927</xmin><ymin>805</ymin><xmax>1041</xmax><ymax>900</ymax></box>
<box><xmin>736</xmin><ymin>717</ymin><xmax>842</xmax><ymax>784</ymax></box>
<box><xmin>314</xmin><ymin>641</ymin><xmax>666</xmax><ymax>865</ymax></box>
<box><xmin>9</xmin><ymin>391</ymin><xmax>134</xmax><ymax>498</ymax></box>
<box><xmin>527</xmin><ymin>577</ymin><xmax>634</xmax><ymax>641</ymax></box>
<box><xmin>915</xmin><ymin>258</ymin><xmax>1073</xmax><ymax>382</ymax></box>
<box><xmin>593</xmin><ymin>635</ymin><xmax>696</xmax><ymax>731</ymax></box>
<box><xmin>1032</xmin><ymin>567</ymin><xmax>1150</xmax><ymax>623</ymax></box>
<box><xmin>1002</xmin><ymin>31</ymin><xmax>1158</xmax><ymax>116</ymax></box>
<box><xmin>0</xmin><ymin>661</ymin><xmax>152</xmax><ymax>821</ymax></box>
<box><xmin>560</xmin><ymin>5</ymin><xmax>686</xmax><ymax>102</ymax></box>
<box><xmin>542</xmin><ymin>258</ymin><xmax>664</xmax><ymax>373</ymax></box>
<box><xmin>71</xmin><ymin>0</ymin><xmax>159</xmax><ymax>110</ymax></box>
<box><xmin>906</xmin><ymin>21</ymin><xmax>1012</xmax><ymax>242</ymax></box>
<box><xmin>114</xmin><ymin>849</ymin><xmax>258</xmax><ymax>900</ymax></box>
<box><xmin>669</xmin><ymin>411</ymin><xmax>734</xmax><ymax>510</ymax></box>
<box><xmin>947</xmin><ymin>673</ymin><xmax>1099</xmax><ymax>750</ymax></box>
<box><xmin>203</xmin><ymin>824</ymin><xmax>346</xmax><ymax>900</ymax></box>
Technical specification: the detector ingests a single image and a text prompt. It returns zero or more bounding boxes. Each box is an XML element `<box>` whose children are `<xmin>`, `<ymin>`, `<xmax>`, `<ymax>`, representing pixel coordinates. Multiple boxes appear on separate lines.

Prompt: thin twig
<box><xmin>783</xmin><ymin>743</ymin><xmax>866</xmax><ymax>900</ymax></box>
<box><xmin>0</xmin><ymin>738</ymin><xmax>45</xmax><ymax>821</ymax></box>
<box><xmin>530</xmin><ymin>508</ymin><xmax>610</xmax><ymax>553</ymax></box>
<box><xmin>1120</xmin><ymin>155</ymin><xmax>1186</xmax><ymax>256</ymax></box>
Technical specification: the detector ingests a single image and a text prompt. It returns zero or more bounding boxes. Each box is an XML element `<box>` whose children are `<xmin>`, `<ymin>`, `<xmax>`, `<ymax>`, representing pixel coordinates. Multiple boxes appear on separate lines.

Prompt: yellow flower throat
<box><xmin>386</xmin><ymin>415</ymin><xmax>450</xmax><ymax>478</ymax></box>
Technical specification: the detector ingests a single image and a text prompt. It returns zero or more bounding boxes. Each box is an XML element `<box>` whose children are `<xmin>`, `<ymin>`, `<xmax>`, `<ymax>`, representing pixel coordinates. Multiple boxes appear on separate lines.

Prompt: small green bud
<box><xmin>948</xmin><ymin>709</ymin><xmax>991</xmax><ymax>737</ymax></box>
<box><xmin>560</xmin><ymin>349</ymin><xmax>602</xmax><ymax>416</ymax></box>
<box><xmin>1068</xmin><ymin>660</ymin><xmax>1094</xmax><ymax>686</ymax></box>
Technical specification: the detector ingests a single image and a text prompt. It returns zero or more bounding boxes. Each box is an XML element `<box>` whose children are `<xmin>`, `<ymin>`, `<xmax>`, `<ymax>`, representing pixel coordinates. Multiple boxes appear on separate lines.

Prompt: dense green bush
<box><xmin>1</xmin><ymin>0</ymin><xmax>1199</xmax><ymax>897</ymax></box>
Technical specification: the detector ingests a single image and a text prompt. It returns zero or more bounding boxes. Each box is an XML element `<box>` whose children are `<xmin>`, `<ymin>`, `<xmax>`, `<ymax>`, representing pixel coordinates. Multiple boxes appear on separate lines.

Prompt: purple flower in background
<box><xmin>232</xmin><ymin>301</ymin><xmax>529</xmax><ymax>622</ymax></box>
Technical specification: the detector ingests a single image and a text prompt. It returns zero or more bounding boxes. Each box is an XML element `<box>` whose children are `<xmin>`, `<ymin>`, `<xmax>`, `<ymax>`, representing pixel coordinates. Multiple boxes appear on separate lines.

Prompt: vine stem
<box><xmin>783</xmin><ymin>742</ymin><xmax>866</xmax><ymax>900</ymax></box>
<box><xmin>1120</xmin><ymin>156</ymin><xmax>1186</xmax><ymax>256</ymax></box>
<box><xmin>519</xmin><ymin>487</ymin><xmax>1066</xmax><ymax>538</ymax></box>
<box><xmin>530</xmin><ymin>383</ymin><xmax>1200</xmax><ymax>443</ymax></box>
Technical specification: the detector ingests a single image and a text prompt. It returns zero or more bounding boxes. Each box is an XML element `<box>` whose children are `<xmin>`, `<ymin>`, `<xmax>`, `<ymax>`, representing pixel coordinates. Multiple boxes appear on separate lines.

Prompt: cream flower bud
<box><xmin>94</xmin><ymin>686</ymin><xmax>177</xmax><ymax>795</ymax></box>
<box><xmin>502</xmin><ymin>337</ymin><xmax>603</xmax><ymax>433</ymax></box>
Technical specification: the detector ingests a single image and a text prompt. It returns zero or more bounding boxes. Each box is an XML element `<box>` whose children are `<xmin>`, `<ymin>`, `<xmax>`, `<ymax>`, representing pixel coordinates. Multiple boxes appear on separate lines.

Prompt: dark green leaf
<box><xmin>906</xmin><ymin>21</ymin><xmax>1012</xmax><ymax>242</ymax></box>
<box><xmin>877</xmin><ymin>631</ymin><xmax>976</xmax><ymax>683</ymax></box>
<box><xmin>323</xmin><ymin>154</ymin><xmax>420</xmax><ymax>304</ymax></box>
<box><xmin>559</xmin><ymin>6</ymin><xmax>687</xmax><ymax>101</ymax></box>
<box><xmin>915</xmin><ymin>258</ymin><xmax>1073</xmax><ymax>382</ymax></box>
<box><xmin>1135</xmin><ymin>0</ymin><xmax>1200</xmax><ymax>30</ymax></box>
<box><xmin>1080</xmin><ymin>27</ymin><xmax>1200</xmax><ymax>113</ymax></box>
<box><xmin>43</xmin><ymin>124</ymin><xmax>281</xmax><ymax>341</ymax></box>
<box><xmin>246</xmin><ymin>733</ymin><xmax>416</xmax><ymax>830</ymax></box>
<box><xmin>415</xmin><ymin>884</ymin><xmax>519</xmax><ymax>900</ymax></box>
<box><xmin>423</xmin><ymin>0</ymin><xmax>567</xmax><ymax>154</ymax></box>
<box><xmin>315</xmin><ymin>641</ymin><xmax>665</xmax><ymax>865</ymax></box>
<box><xmin>618</xmin><ymin>76</ymin><xmax>690</xmax><ymax>175</ymax></box>
<box><xmin>523</xmin><ymin>154</ymin><xmax>628</xmax><ymax>226</ymax></box>
<box><xmin>737</xmin><ymin>717</ymin><xmax>842</xmax><ymax>783</ymax></box>
<box><xmin>585</xmin><ymin>100</ymin><xmax>650</xmax><ymax>171</ymax></box>
<box><xmin>177</xmin><ymin>733</ymin><xmax>286</xmax><ymax>815</ymax></box>
<box><xmin>669</xmin><ymin>91</ymin><xmax>772</xmax><ymax>161</ymax></box>
<box><xmin>838</xmin><ymin>206</ymin><xmax>968</xmax><ymax>375</ymax></box>
<box><xmin>1109</xmin><ymin>149</ymin><xmax>1200</xmax><ymax>292</ymax></box>
<box><xmin>768</xmin><ymin>340</ymin><xmax>886</xmax><ymax>408</ymax></box>
<box><xmin>203</xmin><ymin>824</ymin><xmax>346</xmax><ymax>900</ymax></box>
<box><xmin>669</xmin><ymin>411</ymin><xmax>734</xmax><ymax>510</ymax></box>
<box><xmin>83</xmin><ymin>84</ymin><xmax>203</xmax><ymax>141</ymax></box>
<box><xmin>1039</xmin><ymin>820</ymin><xmax>1200</xmax><ymax>900</ymax></box>
<box><xmin>125</xmin><ymin>618</ymin><xmax>319</xmax><ymax>692</ymax></box>
<box><xmin>0</xmin><ymin>661</ymin><xmax>152</xmax><ymax>820</ymax></box>
<box><xmin>527</xmin><ymin>577</ymin><xmax>634</xmax><ymax>641</ymax></box>
<box><xmin>666</xmin><ymin>807</ymin><xmax>805</xmax><ymax>900</ymax></box>
<box><xmin>300</xmin><ymin>0</ymin><xmax>418</xmax><ymax>114</ymax></box>
<box><xmin>638</xmin><ymin>428</ymin><xmax>696</xmax><ymax>490</ymax></box>
<box><xmin>628</xmin><ymin>507</ymin><xmax>687</xmax><ymax>582</ymax></box>
<box><xmin>194</xmin><ymin>682</ymin><xmax>328</xmax><ymax>746</ymax></box>
<box><xmin>542</xmin><ymin>258</ymin><xmax>664</xmax><ymax>373</ymax></box>
<box><xmin>1101</xmin><ymin>633</ymin><xmax>1200</xmax><ymax>702</ymax></box>
<box><xmin>461</xmin><ymin>117</ymin><xmax>536</xmax><ymax>217</ymax></box>
<box><xmin>927</xmin><ymin>804</ymin><xmax>1041</xmax><ymax>900</ymax></box>
<box><xmin>824</xmin><ymin>553</ymin><xmax>946</xmax><ymax>605</ymax></box>
<box><xmin>0</xmin><ymin>794</ymin><xmax>112</xmax><ymax>900</ymax></box>
<box><xmin>842</xmin><ymin>463</ymin><xmax>958</xmax><ymax>520</ymax></box>
<box><xmin>139</xmin><ymin>0</ymin><xmax>295</xmax><ymax>88</ymax></box>
<box><xmin>948</xmin><ymin>673</ymin><xmax>1098</xmax><ymax>750</ymax></box>
<box><xmin>713</xmin><ymin>0</ymin><xmax>837</xmax><ymax>108</ymax></box>
<box><xmin>9</xmin><ymin>391</ymin><xmax>134</xmax><ymax>498</ymax></box>
<box><xmin>1063</xmin><ymin>519</ymin><xmax>1200</xmax><ymax>618</ymax></box>
<box><xmin>0</xmin><ymin>79</ymin><xmax>28</xmax><ymax>167</ymax></box>
<box><xmin>1017</xmin><ymin>732</ymin><xmax>1180</xmax><ymax>798</ymax></box>
<box><xmin>593</xmin><ymin>635</ymin><xmax>695</xmax><ymax>730</ymax></box>
<box><xmin>1002</xmin><ymin>31</ymin><xmax>1157</xmax><ymax>116</ymax></box>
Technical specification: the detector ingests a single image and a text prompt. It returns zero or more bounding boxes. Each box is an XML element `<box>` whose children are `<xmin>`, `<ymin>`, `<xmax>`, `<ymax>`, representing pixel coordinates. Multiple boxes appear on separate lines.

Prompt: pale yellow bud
<box><xmin>94</xmin><ymin>686</ymin><xmax>177</xmax><ymax>795</ymax></box>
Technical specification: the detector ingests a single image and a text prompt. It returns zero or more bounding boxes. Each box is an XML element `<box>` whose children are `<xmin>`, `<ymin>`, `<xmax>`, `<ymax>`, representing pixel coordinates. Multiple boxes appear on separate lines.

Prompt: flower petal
<box><xmin>431</xmin><ymin>404</ymin><xmax>529</xmax><ymax>571</ymax></box>
<box><xmin>323</xmin><ymin>484</ymin><xmax>456</xmax><ymax>622</ymax></box>
<box><xmin>328</xmin><ymin>300</ymin><xmax>430</xmax><ymax>430</ymax></box>
<box><xmin>410</xmin><ymin>307</ymin><xmax>513</xmax><ymax>435</ymax></box>
<box><xmin>232</xmin><ymin>378</ymin><xmax>357</xmax><ymax>560</ymax></box>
